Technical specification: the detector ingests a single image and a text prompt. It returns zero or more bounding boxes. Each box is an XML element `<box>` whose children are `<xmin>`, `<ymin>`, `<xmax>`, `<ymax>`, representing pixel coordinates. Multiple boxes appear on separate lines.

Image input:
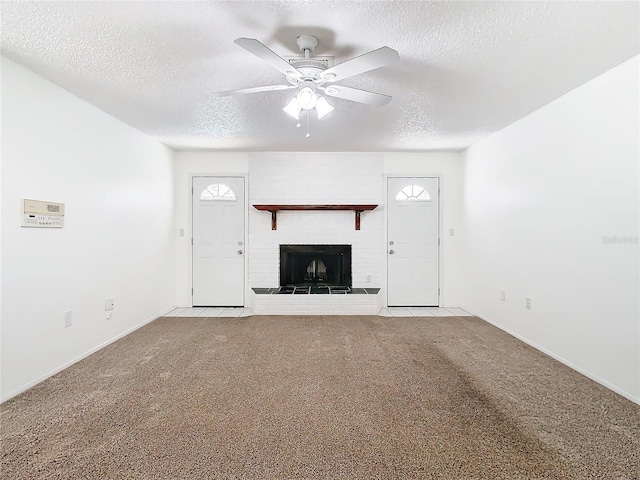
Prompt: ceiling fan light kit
<box><xmin>296</xmin><ymin>81</ymin><xmax>318</xmax><ymax>109</ymax></box>
<box><xmin>282</xmin><ymin>79</ymin><xmax>334</xmax><ymax>125</ymax></box>
<box><xmin>215</xmin><ymin>34</ymin><xmax>399</xmax><ymax>137</ymax></box>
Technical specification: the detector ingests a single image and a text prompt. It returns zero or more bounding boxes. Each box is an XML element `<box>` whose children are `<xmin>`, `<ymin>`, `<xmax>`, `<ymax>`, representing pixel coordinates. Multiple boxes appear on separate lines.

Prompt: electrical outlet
<box><xmin>449</xmin><ymin>228</ymin><xmax>455</xmax><ymax>236</ymax></box>
<box><xmin>500</xmin><ymin>290</ymin><xmax>506</xmax><ymax>301</ymax></box>
<box><xmin>105</xmin><ymin>299</ymin><xmax>114</xmax><ymax>311</ymax></box>
<box><xmin>366</xmin><ymin>274</ymin><xmax>372</xmax><ymax>283</ymax></box>
<box><xmin>64</xmin><ymin>311</ymin><xmax>72</xmax><ymax>328</ymax></box>
<box><xmin>526</xmin><ymin>297</ymin><xmax>532</xmax><ymax>310</ymax></box>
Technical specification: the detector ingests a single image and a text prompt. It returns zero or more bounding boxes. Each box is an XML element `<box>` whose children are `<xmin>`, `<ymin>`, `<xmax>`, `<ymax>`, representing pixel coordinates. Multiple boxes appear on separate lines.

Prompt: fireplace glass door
<box><xmin>280</xmin><ymin>245</ymin><xmax>352</xmax><ymax>288</ymax></box>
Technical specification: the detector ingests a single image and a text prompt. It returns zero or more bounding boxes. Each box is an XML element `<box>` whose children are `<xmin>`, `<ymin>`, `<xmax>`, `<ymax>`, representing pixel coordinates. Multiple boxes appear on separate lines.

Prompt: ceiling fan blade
<box><xmin>320</xmin><ymin>46</ymin><xmax>399</xmax><ymax>83</ymax></box>
<box><xmin>212</xmin><ymin>84</ymin><xmax>297</xmax><ymax>97</ymax></box>
<box><xmin>234</xmin><ymin>38</ymin><xmax>302</xmax><ymax>78</ymax></box>
<box><xmin>321</xmin><ymin>85</ymin><xmax>392</xmax><ymax>107</ymax></box>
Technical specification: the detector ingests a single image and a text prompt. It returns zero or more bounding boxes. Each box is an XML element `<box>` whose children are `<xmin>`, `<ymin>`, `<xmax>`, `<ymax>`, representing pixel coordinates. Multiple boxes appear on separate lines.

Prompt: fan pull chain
<box><xmin>306</xmin><ymin>110</ymin><xmax>311</xmax><ymax>138</ymax></box>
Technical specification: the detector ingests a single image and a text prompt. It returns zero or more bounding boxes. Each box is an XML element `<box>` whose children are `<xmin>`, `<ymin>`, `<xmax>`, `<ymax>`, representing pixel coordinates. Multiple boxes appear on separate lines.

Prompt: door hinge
<box><xmin>191</xmin><ymin>288</ymin><xmax>193</xmax><ymax>295</ymax></box>
<box><xmin>438</xmin><ymin>238</ymin><xmax>440</xmax><ymax>246</ymax></box>
<box><xmin>438</xmin><ymin>288</ymin><xmax>440</xmax><ymax>295</ymax></box>
<box><xmin>191</xmin><ymin>237</ymin><xmax>193</xmax><ymax>245</ymax></box>
<box><xmin>191</xmin><ymin>187</ymin><xmax>194</xmax><ymax>195</ymax></box>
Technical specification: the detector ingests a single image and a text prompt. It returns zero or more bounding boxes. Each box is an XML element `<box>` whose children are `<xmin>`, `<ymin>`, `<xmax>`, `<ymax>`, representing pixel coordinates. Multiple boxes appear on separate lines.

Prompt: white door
<box><xmin>387</xmin><ymin>177</ymin><xmax>439</xmax><ymax>306</ymax></box>
<box><xmin>192</xmin><ymin>177</ymin><xmax>245</xmax><ymax>306</ymax></box>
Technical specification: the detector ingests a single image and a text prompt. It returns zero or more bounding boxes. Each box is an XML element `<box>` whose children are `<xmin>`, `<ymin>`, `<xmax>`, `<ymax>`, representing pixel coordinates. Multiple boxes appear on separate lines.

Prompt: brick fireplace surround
<box><xmin>248</xmin><ymin>154</ymin><xmax>385</xmax><ymax>315</ymax></box>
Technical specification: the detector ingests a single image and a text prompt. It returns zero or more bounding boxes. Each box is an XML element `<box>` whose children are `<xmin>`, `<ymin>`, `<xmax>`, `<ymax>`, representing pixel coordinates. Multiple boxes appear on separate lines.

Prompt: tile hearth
<box><xmin>252</xmin><ymin>287</ymin><xmax>380</xmax><ymax>295</ymax></box>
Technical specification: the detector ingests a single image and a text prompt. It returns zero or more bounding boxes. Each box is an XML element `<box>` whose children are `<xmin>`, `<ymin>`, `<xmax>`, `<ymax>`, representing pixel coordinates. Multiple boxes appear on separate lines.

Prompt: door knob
<box><xmin>389</xmin><ymin>250</ymin><xmax>395</xmax><ymax>255</ymax></box>
<box><xmin>237</xmin><ymin>250</ymin><xmax>243</xmax><ymax>255</ymax></box>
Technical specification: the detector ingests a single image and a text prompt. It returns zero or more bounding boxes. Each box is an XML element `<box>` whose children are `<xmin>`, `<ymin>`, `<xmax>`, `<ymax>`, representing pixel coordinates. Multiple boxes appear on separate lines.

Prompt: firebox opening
<box><xmin>280</xmin><ymin>244</ymin><xmax>352</xmax><ymax>288</ymax></box>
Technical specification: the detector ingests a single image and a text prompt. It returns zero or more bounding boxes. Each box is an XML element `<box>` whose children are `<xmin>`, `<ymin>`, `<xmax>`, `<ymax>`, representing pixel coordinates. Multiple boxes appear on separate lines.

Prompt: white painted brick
<box><xmin>248</xmin><ymin>154</ymin><xmax>384</xmax><ymax>313</ymax></box>
<box><xmin>252</xmin><ymin>291</ymin><xmax>380</xmax><ymax>315</ymax></box>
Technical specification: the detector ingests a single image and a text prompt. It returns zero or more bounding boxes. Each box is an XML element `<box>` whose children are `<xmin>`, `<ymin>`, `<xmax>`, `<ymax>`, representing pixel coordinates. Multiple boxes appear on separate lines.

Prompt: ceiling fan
<box><xmin>213</xmin><ymin>35</ymin><xmax>400</xmax><ymax>135</ymax></box>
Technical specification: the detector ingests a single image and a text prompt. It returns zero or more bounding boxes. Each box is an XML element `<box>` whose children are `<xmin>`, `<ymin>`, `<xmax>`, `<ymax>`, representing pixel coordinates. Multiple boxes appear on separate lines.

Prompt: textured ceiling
<box><xmin>2</xmin><ymin>1</ymin><xmax>638</xmax><ymax>152</ymax></box>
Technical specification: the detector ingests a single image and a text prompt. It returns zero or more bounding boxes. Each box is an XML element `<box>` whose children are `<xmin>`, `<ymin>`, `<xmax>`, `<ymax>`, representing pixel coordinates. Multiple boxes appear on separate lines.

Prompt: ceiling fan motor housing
<box><xmin>289</xmin><ymin>59</ymin><xmax>328</xmax><ymax>81</ymax></box>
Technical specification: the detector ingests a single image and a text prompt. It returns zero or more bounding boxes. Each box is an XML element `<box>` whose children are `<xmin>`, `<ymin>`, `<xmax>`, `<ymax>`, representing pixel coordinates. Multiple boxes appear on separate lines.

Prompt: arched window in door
<box><xmin>395</xmin><ymin>184</ymin><xmax>431</xmax><ymax>202</ymax></box>
<box><xmin>200</xmin><ymin>183</ymin><xmax>237</xmax><ymax>201</ymax></box>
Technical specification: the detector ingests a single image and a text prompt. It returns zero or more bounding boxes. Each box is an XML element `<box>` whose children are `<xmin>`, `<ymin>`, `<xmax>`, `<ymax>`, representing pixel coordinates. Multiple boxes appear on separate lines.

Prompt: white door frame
<box><xmin>383</xmin><ymin>174</ymin><xmax>444</xmax><ymax>308</ymax></box>
<box><xmin>188</xmin><ymin>173</ymin><xmax>249</xmax><ymax>307</ymax></box>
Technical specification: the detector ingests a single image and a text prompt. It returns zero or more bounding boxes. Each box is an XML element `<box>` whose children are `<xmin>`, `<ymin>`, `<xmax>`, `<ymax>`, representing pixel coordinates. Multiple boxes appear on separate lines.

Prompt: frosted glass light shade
<box><xmin>283</xmin><ymin>98</ymin><xmax>301</xmax><ymax>120</ymax></box>
<box><xmin>315</xmin><ymin>96</ymin><xmax>334</xmax><ymax>119</ymax></box>
<box><xmin>297</xmin><ymin>86</ymin><xmax>318</xmax><ymax>110</ymax></box>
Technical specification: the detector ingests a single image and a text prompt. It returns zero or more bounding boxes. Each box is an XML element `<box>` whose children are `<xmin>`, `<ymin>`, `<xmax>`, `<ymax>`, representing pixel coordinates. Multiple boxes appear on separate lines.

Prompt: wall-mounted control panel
<box><xmin>21</xmin><ymin>199</ymin><xmax>65</xmax><ymax>228</ymax></box>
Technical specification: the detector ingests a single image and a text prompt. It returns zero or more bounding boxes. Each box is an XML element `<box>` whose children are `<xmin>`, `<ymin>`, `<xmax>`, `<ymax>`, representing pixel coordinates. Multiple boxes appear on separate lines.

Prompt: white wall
<box><xmin>1</xmin><ymin>57</ymin><xmax>176</xmax><ymax>401</ymax></box>
<box><xmin>172</xmin><ymin>151</ymin><xmax>465</xmax><ymax>311</ymax></box>
<box><xmin>460</xmin><ymin>56</ymin><xmax>639</xmax><ymax>402</ymax></box>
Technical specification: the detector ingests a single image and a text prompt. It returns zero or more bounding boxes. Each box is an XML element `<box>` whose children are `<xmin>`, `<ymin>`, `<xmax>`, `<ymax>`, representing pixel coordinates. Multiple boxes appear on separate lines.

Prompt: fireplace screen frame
<box><xmin>279</xmin><ymin>244</ymin><xmax>352</xmax><ymax>288</ymax></box>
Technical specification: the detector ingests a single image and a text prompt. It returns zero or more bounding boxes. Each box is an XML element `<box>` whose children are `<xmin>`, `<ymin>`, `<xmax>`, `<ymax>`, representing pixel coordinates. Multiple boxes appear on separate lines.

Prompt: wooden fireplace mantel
<box><xmin>253</xmin><ymin>204</ymin><xmax>378</xmax><ymax>230</ymax></box>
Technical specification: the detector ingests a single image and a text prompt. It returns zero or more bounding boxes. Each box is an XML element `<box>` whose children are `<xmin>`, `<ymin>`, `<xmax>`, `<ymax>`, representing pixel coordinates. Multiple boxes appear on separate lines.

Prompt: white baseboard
<box><xmin>6</xmin><ymin>305</ymin><xmax>636</xmax><ymax>406</ymax></box>
<box><xmin>1</xmin><ymin>310</ymin><xmax>166</xmax><ymax>403</ymax></box>
<box><xmin>466</xmin><ymin>308</ymin><xmax>640</xmax><ymax>406</ymax></box>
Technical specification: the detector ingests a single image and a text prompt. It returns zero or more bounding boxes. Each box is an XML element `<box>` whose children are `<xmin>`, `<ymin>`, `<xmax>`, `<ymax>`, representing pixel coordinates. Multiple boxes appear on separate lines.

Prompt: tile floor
<box><xmin>164</xmin><ymin>306</ymin><xmax>473</xmax><ymax>318</ymax></box>
<box><xmin>164</xmin><ymin>307</ymin><xmax>253</xmax><ymax>318</ymax></box>
<box><xmin>379</xmin><ymin>307</ymin><xmax>474</xmax><ymax>317</ymax></box>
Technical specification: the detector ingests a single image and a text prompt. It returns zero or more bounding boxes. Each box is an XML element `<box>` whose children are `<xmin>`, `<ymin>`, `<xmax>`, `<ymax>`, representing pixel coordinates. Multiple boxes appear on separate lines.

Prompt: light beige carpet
<box><xmin>1</xmin><ymin>315</ymin><xmax>638</xmax><ymax>479</ymax></box>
